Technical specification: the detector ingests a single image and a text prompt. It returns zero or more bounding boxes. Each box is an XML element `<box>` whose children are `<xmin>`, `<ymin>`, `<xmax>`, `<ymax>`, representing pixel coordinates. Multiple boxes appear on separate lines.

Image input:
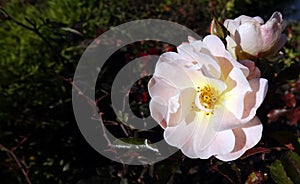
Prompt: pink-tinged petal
<box><xmin>203</xmin><ymin>35</ymin><xmax>226</xmax><ymax>57</ymax></box>
<box><xmin>242</xmin><ymin>78</ymin><xmax>268</xmax><ymax>120</ymax></box>
<box><xmin>154</xmin><ymin>53</ymin><xmax>194</xmax><ymax>89</ymax></box>
<box><xmin>188</xmin><ymin>36</ymin><xmax>197</xmax><ymax>43</ymax></box>
<box><xmin>237</xmin><ymin>22</ymin><xmax>263</xmax><ymax>56</ymax></box>
<box><xmin>197</xmin><ymin>129</ymin><xmax>235</xmax><ymax>159</ymax></box>
<box><xmin>225</xmin><ymin>12</ymin><xmax>286</xmax><ymax>60</ymax></box>
<box><xmin>216</xmin><ymin>117</ymin><xmax>263</xmax><ymax>161</ymax></box>
<box><xmin>253</xmin><ymin>16</ymin><xmax>264</xmax><ymax>24</ymax></box>
<box><xmin>222</xmin><ymin>67</ymin><xmax>252</xmax><ymax>119</ymax></box>
<box><xmin>167</xmin><ymin>88</ymin><xmax>196</xmax><ymax>127</ymax></box>
<box><xmin>189</xmin><ymin>40</ymin><xmax>204</xmax><ymax>53</ymax></box>
<box><xmin>270</xmin><ymin>11</ymin><xmax>283</xmax><ymax>24</ymax></box>
<box><xmin>235</xmin><ymin>15</ymin><xmax>258</xmax><ymax>24</ymax></box>
<box><xmin>260</xmin><ymin>24</ymin><xmax>282</xmax><ymax>52</ymax></box>
<box><xmin>224</xmin><ymin>53</ymin><xmax>250</xmax><ymax>77</ymax></box>
<box><xmin>203</xmin><ymin>35</ymin><xmax>249</xmax><ymax>75</ymax></box>
<box><xmin>180</xmin><ymin>134</ymin><xmax>198</xmax><ymax>158</ymax></box>
<box><xmin>197</xmin><ymin>53</ymin><xmax>221</xmax><ymax>79</ymax></box>
<box><xmin>264</xmin><ymin>34</ymin><xmax>286</xmax><ymax>58</ymax></box>
<box><xmin>148</xmin><ymin>77</ymin><xmax>178</xmax><ymax>100</ymax></box>
<box><xmin>239</xmin><ymin>60</ymin><xmax>261</xmax><ymax>79</ymax></box>
<box><xmin>224</xmin><ymin>19</ymin><xmax>239</xmax><ymax>35</ymax></box>
<box><xmin>177</xmin><ymin>42</ymin><xmax>205</xmax><ymax>62</ymax></box>
<box><xmin>164</xmin><ymin>113</ymin><xmax>197</xmax><ymax>149</ymax></box>
<box><xmin>149</xmin><ymin>96</ymin><xmax>168</xmax><ymax>129</ymax></box>
<box><xmin>274</xmin><ymin>34</ymin><xmax>287</xmax><ymax>53</ymax></box>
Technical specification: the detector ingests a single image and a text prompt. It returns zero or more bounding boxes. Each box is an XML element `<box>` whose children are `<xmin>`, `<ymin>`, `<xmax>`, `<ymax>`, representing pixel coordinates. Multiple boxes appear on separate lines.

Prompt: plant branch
<box><xmin>0</xmin><ymin>135</ymin><xmax>32</xmax><ymax>184</ymax></box>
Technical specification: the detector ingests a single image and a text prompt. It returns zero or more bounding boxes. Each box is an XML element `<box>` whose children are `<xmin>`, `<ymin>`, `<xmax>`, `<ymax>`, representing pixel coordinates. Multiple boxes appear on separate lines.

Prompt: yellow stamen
<box><xmin>192</xmin><ymin>85</ymin><xmax>219</xmax><ymax>115</ymax></box>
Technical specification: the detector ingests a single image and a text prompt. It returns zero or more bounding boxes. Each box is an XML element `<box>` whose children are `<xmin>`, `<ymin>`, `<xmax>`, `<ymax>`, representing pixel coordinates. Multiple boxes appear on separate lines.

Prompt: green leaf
<box><xmin>270</xmin><ymin>160</ymin><xmax>294</xmax><ymax>184</ymax></box>
<box><xmin>281</xmin><ymin>152</ymin><xmax>300</xmax><ymax>184</ymax></box>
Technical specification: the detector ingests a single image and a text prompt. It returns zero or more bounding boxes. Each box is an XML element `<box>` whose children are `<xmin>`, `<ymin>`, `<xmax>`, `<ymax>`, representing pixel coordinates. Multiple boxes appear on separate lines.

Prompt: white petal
<box><xmin>164</xmin><ymin>113</ymin><xmax>197</xmax><ymax>149</ymax></box>
<box><xmin>197</xmin><ymin>129</ymin><xmax>235</xmax><ymax>159</ymax></box>
<box><xmin>149</xmin><ymin>96</ymin><xmax>168</xmax><ymax>128</ymax></box>
<box><xmin>180</xmin><ymin>134</ymin><xmax>199</xmax><ymax>158</ymax></box>
<box><xmin>222</xmin><ymin>67</ymin><xmax>251</xmax><ymax>119</ymax></box>
<box><xmin>203</xmin><ymin>35</ymin><xmax>226</xmax><ymax>57</ymax></box>
<box><xmin>212</xmin><ymin>104</ymin><xmax>244</xmax><ymax>131</ymax></box>
<box><xmin>237</xmin><ymin>22</ymin><xmax>263</xmax><ymax>56</ymax></box>
<box><xmin>225</xmin><ymin>36</ymin><xmax>238</xmax><ymax>60</ymax></box>
<box><xmin>177</xmin><ymin>42</ymin><xmax>204</xmax><ymax>62</ymax></box>
<box><xmin>192</xmin><ymin>113</ymin><xmax>218</xmax><ymax>151</ymax></box>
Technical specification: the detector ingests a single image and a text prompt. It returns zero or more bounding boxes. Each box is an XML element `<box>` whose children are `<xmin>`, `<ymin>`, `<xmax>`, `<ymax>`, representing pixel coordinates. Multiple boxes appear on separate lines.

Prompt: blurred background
<box><xmin>0</xmin><ymin>0</ymin><xmax>300</xmax><ymax>183</ymax></box>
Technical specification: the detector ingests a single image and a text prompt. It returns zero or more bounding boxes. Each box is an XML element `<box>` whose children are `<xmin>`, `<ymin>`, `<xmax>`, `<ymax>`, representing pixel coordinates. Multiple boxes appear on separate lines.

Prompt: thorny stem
<box><xmin>63</xmin><ymin>77</ymin><xmax>113</xmax><ymax>146</ymax></box>
<box><xmin>0</xmin><ymin>135</ymin><xmax>32</xmax><ymax>184</ymax></box>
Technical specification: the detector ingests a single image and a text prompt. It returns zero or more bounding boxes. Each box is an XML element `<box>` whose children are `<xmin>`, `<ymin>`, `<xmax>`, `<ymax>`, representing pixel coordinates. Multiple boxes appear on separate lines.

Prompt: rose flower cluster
<box><xmin>148</xmin><ymin>12</ymin><xmax>286</xmax><ymax>161</ymax></box>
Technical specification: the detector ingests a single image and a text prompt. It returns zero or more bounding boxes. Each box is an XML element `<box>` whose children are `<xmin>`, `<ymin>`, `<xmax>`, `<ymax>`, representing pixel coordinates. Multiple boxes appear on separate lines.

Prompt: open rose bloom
<box><xmin>224</xmin><ymin>12</ymin><xmax>287</xmax><ymax>60</ymax></box>
<box><xmin>148</xmin><ymin>35</ymin><xmax>268</xmax><ymax>161</ymax></box>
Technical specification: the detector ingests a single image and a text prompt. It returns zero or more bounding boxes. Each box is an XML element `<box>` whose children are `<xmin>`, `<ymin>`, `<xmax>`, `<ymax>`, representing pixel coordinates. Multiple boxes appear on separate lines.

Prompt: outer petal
<box><xmin>216</xmin><ymin>117</ymin><xmax>263</xmax><ymax>161</ymax></box>
<box><xmin>148</xmin><ymin>77</ymin><xmax>178</xmax><ymax>100</ymax></box>
<box><xmin>239</xmin><ymin>60</ymin><xmax>261</xmax><ymax>79</ymax></box>
<box><xmin>164</xmin><ymin>120</ymin><xmax>197</xmax><ymax>153</ymax></box>
<box><xmin>242</xmin><ymin>78</ymin><xmax>268</xmax><ymax>120</ymax></box>
<box><xmin>149</xmin><ymin>97</ymin><xmax>168</xmax><ymax>128</ymax></box>
<box><xmin>224</xmin><ymin>19</ymin><xmax>239</xmax><ymax>35</ymax></box>
<box><xmin>154</xmin><ymin>52</ymin><xmax>194</xmax><ymax>89</ymax></box>
<box><xmin>197</xmin><ymin>129</ymin><xmax>235</xmax><ymax>159</ymax></box>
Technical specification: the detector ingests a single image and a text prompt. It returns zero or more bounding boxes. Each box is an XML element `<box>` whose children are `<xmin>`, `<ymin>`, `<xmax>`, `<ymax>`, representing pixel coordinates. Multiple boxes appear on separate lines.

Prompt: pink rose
<box><xmin>224</xmin><ymin>12</ymin><xmax>287</xmax><ymax>60</ymax></box>
<box><xmin>148</xmin><ymin>35</ymin><xmax>268</xmax><ymax>161</ymax></box>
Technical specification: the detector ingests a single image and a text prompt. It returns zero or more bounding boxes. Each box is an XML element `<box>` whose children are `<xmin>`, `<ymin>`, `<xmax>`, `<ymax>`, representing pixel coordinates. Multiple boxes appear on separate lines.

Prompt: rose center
<box><xmin>192</xmin><ymin>85</ymin><xmax>219</xmax><ymax>115</ymax></box>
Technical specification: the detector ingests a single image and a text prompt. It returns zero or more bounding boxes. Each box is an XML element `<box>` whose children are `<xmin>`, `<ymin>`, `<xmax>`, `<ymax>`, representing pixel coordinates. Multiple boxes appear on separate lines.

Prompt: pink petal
<box><xmin>242</xmin><ymin>78</ymin><xmax>268</xmax><ymax>120</ymax></box>
<box><xmin>224</xmin><ymin>19</ymin><xmax>239</xmax><ymax>36</ymax></box>
<box><xmin>216</xmin><ymin>117</ymin><xmax>263</xmax><ymax>161</ymax></box>
<box><xmin>148</xmin><ymin>77</ymin><xmax>178</xmax><ymax>100</ymax></box>
<box><xmin>239</xmin><ymin>60</ymin><xmax>261</xmax><ymax>79</ymax></box>
<box><xmin>149</xmin><ymin>96</ymin><xmax>168</xmax><ymax>128</ymax></box>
